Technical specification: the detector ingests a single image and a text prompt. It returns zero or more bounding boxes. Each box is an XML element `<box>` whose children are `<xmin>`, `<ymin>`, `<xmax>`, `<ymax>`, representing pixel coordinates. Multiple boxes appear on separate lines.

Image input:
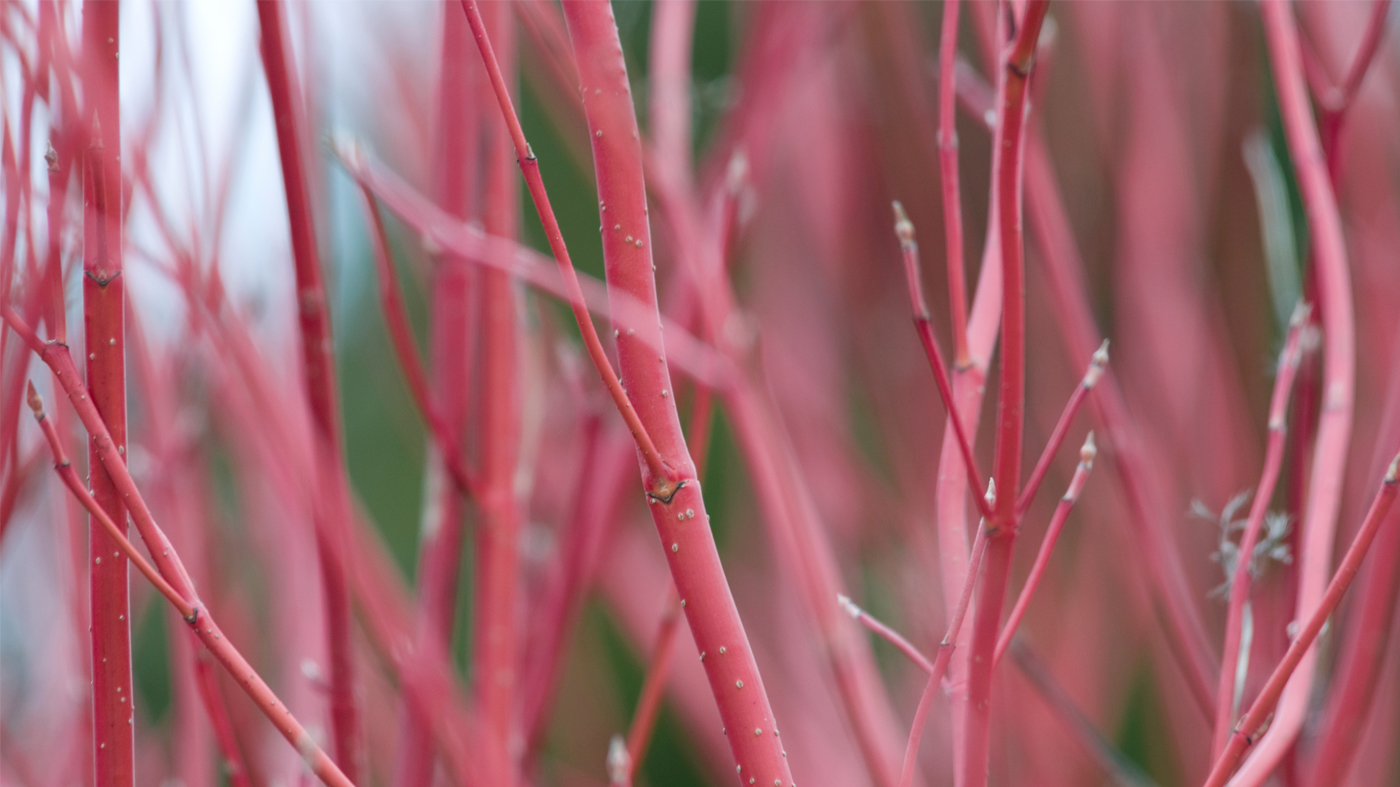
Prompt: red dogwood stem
<box><xmin>80</xmin><ymin>3</ymin><xmax>131</xmax><ymax>782</ymax></box>
<box><xmin>963</xmin><ymin>5</ymin><xmax>1049</xmax><ymax>785</ymax></box>
<box><xmin>559</xmin><ymin>2</ymin><xmax>794</xmax><ymax>783</ymax></box>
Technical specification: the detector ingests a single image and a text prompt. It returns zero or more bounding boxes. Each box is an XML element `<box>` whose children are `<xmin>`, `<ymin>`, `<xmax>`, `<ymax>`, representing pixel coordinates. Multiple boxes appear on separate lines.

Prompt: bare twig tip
<box><xmin>1080</xmin><ymin>431</ymin><xmax>1096</xmax><ymax>466</ymax></box>
<box><xmin>837</xmin><ymin>594</ymin><xmax>862</xmax><ymax>619</ymax></box>
<box><xmin>26</xmin><ymin>381</ymin><xmax>45</xmax><ymax>421</ymax></box>
<box><xmin>892</xmin><ymin>201</ymin><xmax>916</xmax><ymax>248</ymax></box>
<box><xmin>1084</xmin><ymin>340</ymin><xmax>1110</xmax><ymax>388</ymax></box>
<box><xmin>985</xmin><ymin>478</ymin><xmax>997</xmax><ymax>508</ymax></box>
<box><xmin>1386</xmin><ymin>454</ymin><xmax>1398</xmax><ymax>484</ymax></box>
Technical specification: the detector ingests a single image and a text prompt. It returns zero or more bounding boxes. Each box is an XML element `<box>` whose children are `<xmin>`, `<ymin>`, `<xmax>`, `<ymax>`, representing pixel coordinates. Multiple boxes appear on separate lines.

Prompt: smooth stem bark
<box><xmin>558</xmin><ymin>2</ymin><xmax>792</xmax><ymax>783</ymax></box>
<box><xmin>1203</xmin><ymin>457</ymin><xmax>1399</xmax><ymax>787</ymax></box>
<box><xmin>1210</xmin><ymin>306</ymin><xmax>1307</xmax><ymax>758</ymax></box>
<box><xmin>255</xmin><ymin>3</ymin><xmax>358</xmax><ymax>777</ymax></box>
<box><xmin>963</xmin><ymin>6</ymin><xmax>1048</xmax><ymax>784</ymax></box>
<box><xmin>391</xmin><ymin>5</ymin><xmax>477</xmax><ymax>784</ymax></box>
<box><xmin>80</xmin><ymin>2</ymin><xmax>130</xmax><ymax>781</ymax></box>
<box><xmin>1230</xmin><ymin>3</ymin><xmax>1356</xmax><ymax>782</ymax></box>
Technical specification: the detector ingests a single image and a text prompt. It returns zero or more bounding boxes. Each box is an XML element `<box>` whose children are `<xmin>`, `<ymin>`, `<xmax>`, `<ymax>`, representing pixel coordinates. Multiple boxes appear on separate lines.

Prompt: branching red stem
<box><xmin>1016</xmin><ymin>342</ymin><xmax>1106</xmax><ymax>517</ymax></box>
<box><xmin>1203</xmin><ymin>456</ymin><xmax>1399</xmax><ymax>787</ymax></box>
<box><xmin>893</xmin><ymin>202</ymin><xmax>992</xmax><ymax>521</ymax></box>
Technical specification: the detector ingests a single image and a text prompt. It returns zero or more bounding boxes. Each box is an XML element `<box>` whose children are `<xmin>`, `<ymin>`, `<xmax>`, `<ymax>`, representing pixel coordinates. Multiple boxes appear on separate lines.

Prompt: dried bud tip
<box><xmin>892</xmin><ymin>201</ymin><xmax>915</xmax><ymax>246</ymax></box>
<box><xmin>326</xmin><ymin>131</ymin><xmax>365</xmax><ymax>169</ymax></box>
<box><xmin>606</xmin><ymin>734</ymin><xmax>630</xmax><ymax>785</ymax></box>
<box><xmin>1289</xmin><ymin>302</ymin><xmax>1313</xmax><ymax>328</ymax></box>
<box><xmin>726</xmin><ymin>150</ymin><xmax>749</xmax><ymax>194</ymax></box>
<box><xmin>837</xmin><ymin>594</ymin><xmax>862</xmax><ymax>619</ymax></box>
<box><xmin>26</xmin><ymin>381</ymin><xmax>45</xmax><ymax>421</ymax></box>
<box><xmin>1386</xmin><ymin>454</ymin><xmax>1399</xmax><ymax>484</ymax></box>
<box><xmin>1084</xmin><ymin>340</ymin><xmax>1110</xmax><ymax>388</ymax></box>
<box><xmin>1080</xmin><ymin>431</ymin><xmax>1096</xmax><ymax>466</ymax></box>
<box><xmin>985</xmin><ymin>478</ymin><xmax>997</xmax><ymax>507</ymax></box>
<box><xmin>45</xmin><ymin>142</ymin><xmax>58</xmax><ymax>171</ymax></box>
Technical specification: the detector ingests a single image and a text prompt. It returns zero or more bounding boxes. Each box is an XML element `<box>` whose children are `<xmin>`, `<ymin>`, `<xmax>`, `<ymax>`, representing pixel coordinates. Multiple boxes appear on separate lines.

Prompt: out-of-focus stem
<box><xmin>255</xmin><ymin>2</ymin><xmax>359</xmax><ymax>777</ymax></box>
<box><xmin>1210</xmin><ymin>305</ymin><xmax>1308</xmax><ymax>758</ymax></box>
<box><xmin>937</xmin><ymin>0</ymin><xmax>969</xmax><ymax>364</ymax></box>
<box><xmin>80</xmin><ymin>2</ymin><xmax>130</xmax><ymax>780</ymax></box>
<box><xmin>471</xmin><ymin>3</ymin><xmax>523</xmax><ymax>782</ymax></box>
<box><xmin>391</xmin><ymin>5</ymin><xmax>477</xmax><ymax>784</ymax></box>
<box><xmin>1203</xmin><ymin>457</ymin><xmax>1399</xmax><ymax>787</ymax></box>
<box><xmin>1228</xmin><ymin>3</ymin><xmax>1357</xmax><ymax>782</ymax></box>
<box><xmin>995</xmin><ymin>432</ymin><xmax>1095</xmax><ymax>665</ymax></box>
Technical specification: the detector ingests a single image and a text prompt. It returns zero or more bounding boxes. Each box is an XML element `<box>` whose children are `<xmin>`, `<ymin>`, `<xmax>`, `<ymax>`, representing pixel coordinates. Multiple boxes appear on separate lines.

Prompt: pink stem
<box><xmin>255</xmin><ymin>2</ymin><xmax>359</xmax><ymax>776</ymax></box>
<box><xmin>1015</xmin><ymin>343</ymin><xmax>1106</xmax><ymax>517</ymax></box>
<box><xmin>936</xmin><ymin>0</ymin><xmax>970</xmax><ymax>364</ymax></box>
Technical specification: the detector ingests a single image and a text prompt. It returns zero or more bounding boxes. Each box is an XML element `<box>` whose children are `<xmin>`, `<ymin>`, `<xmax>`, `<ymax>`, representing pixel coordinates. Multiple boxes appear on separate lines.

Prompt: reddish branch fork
<box><xmin>460</xmin><ymin>2</ymin><xmax>793</xmax><ymax>784</ymax></box>
<box><xmin>255</xmin><ymin>2</ymin><xmax>359</xmax><ymax>778</ymax></box>
<box><xmin>3</xmin><ymin>315</ymin><xmax>355</xmax><ymax>787</ymax></box>
<box><xmin>1202</xmin><ymin>455</ymin><xmax>1400</xmax><ymax>787</ymax></box>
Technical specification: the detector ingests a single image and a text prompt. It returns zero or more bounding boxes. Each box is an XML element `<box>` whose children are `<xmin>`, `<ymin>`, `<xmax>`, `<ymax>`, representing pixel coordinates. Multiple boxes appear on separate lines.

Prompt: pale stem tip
<box><xmin>1084</xmin><ymin>339</ymin><xmax>1110</xmax><ymax>388</ymax></box>
<box><xmin>985</xmin><ymin>477</ymin><xmax>997</xmax><ymax>508</ymax></box>
<box><xmin>326</xmin><ymin>130</ymin><xmax>365</xmax><ymax>169</ymax></box>
<box><xmin>892</xmin><ymin>201</ymin><xmax>916</xmax><ymax>247</ymax></box>
<box><xmin>26</xmin><ymin>381</ymin><xmax>44</xmax><ymax>421</ymax></box>
<box><xmin>1386</xmin><ymin>454</ymin><xmax>1399</xmax><ymax>484</ymax></box>
<box><xmin>726</xmin><ymin>150</ymin><xmax>749</xmax><ymax>194</ymax></box>
<box><xmin>1289</xmin><ymin>301</ymin><xmax>1312</xmax><ymax>328</ymax></box>
<box><xmin>1080</xmin><ymin>431</ymin><xmax>1096</xmax><ymax>466</ymax></box>
<box><xmin>837</xmin><ymin>594</ymin><xmax>861</xmax><ymax>619</ymax></box>
<box><xmin>45</xmin><ymin>142</ymin><xmax>58</xmax><ymax>171</ymax></box>
<box><xmin>607</xmin><ymin>734</ymin><xmax>630</xmax><ymax>785</ymax></box>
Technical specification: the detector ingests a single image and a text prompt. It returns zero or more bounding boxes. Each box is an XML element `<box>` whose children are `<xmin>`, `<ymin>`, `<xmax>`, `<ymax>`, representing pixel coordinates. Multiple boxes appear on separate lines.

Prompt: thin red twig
<box><xmin>1210</xmin><ymin>304</ymin><xmax>1309</xmax><ymax>758</ymax></box>
<box><xmin>1015</xmin><ymin>343</ymin><xmax>1106</xmax><ymax>517</ymax></box>
<box><xmin>893</xmin><ymin>201</ymin><xmax>992</xmax><ymax>521</ymax></box>
<box><xmin>898</xmin><ymin>521</ymin><xmax>990</xmax><ymax>787</ymax></box>
<box><xmin>995</xmin><ymin>431</ymin><xmax>1095</xmax><ymax>664</ymax></box>
<box><xmin>458</xmin><ymin>0</ymin><xmax>677</xmax><ymax>497</ymax></box>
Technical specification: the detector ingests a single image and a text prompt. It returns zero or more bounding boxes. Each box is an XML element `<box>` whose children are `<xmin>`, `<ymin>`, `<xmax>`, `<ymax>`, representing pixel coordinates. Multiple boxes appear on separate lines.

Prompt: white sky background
<box><xmin>0</xmin><ymin>0</ymin><xmax>444</xmax><ymax>350</ymax></box>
